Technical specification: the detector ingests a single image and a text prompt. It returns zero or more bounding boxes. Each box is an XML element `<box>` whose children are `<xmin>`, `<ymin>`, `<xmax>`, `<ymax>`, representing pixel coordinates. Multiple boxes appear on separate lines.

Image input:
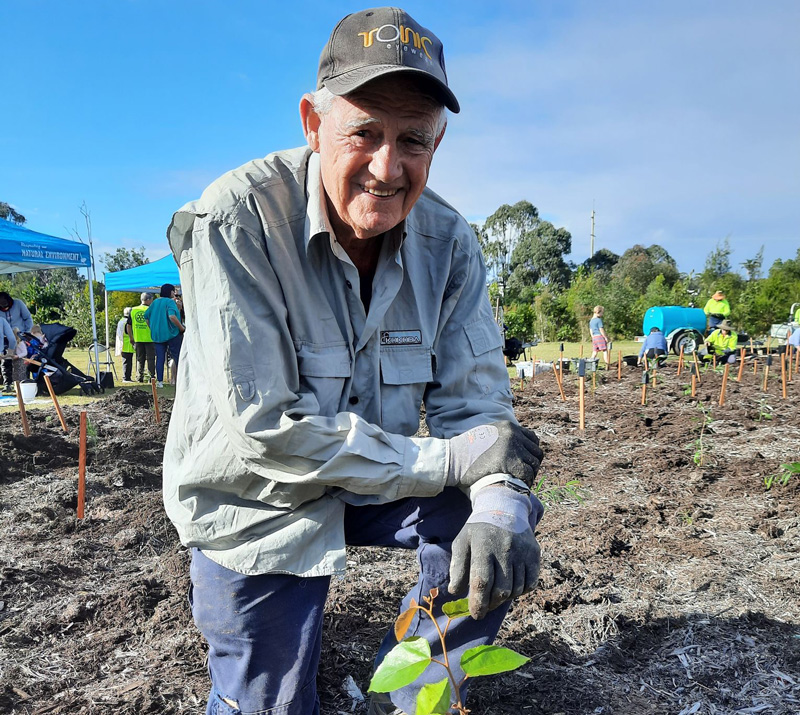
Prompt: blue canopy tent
<box><xmin>0</xmin><ymin>220</ymin><xmax>101</xmax><ymax>376</ymax></box>
<box><xmin>104</xmin><ymin>254</ymin><xmax>180</xmax><ymax>292</ymax></box>
<box><xmin>102</xmin><ymin>254</ymin><xmax>180</xmax><ymax>349</ymax></box>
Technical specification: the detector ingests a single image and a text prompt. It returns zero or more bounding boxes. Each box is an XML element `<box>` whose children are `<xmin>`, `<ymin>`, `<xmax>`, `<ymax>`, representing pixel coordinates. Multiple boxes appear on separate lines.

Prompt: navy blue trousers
<box><xmin>190</xmin><ymin>488</ymin><xmax>543</xmax><ymax>715</ymax></box>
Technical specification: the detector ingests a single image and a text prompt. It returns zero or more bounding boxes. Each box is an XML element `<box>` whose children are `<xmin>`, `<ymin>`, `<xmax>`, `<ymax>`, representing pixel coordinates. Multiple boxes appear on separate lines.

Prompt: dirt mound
<box><xmin>0</xmin><ymin>365</ymin><xmax>799</xmax><ymax>714</ymax></box>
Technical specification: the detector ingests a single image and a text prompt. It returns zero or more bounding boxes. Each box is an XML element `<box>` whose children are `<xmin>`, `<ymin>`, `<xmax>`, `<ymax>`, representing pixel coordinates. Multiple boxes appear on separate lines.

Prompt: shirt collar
<box><xmin>304</xmin><ymin>151</ymin><xmax>407</xmax><ymax>257</ymax></box>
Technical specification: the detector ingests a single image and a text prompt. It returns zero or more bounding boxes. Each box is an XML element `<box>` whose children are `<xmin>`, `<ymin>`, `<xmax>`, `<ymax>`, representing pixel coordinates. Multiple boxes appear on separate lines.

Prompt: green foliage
<box><xmin>0</xmin><ymin>203</ymin><xmax>26</xmax><ymax>224</ymax></box>
<box><xmin>611</xmin><ymin>244</ymin><xmax>679</xmax><ymax>294</ymax></box>
<box><xmin>509</xmin><ymin>220</ymin><xmax>573</xmax><ymax>290</ymax></box>
<box><xmin>535</xmin><ymin>476</ymin><xmax>587</xmax><ymax>506</ymax></box>
<box><xmin>62</xmin><ymin>281</ymin><xmax>105</xmax><ymax>347</ymax></box>
<box><xmin>764</xmin><ymin>462</ymin><xmax>800</xmax><ymax>490</ymax></box>
<box><xmin>101</xmin><ymin>246</ymin><xmax>149</xmax><ymax>274</ymax></box>
<box><xmin>368</xmin><ymin>590</ymin><xmax>530</xmax><ymax>714</ymax></box>
<box><xmin>502</xmin><ymin>303</ymin><xmax>536</xmax><ymax>342</ymax></box>
<box><xmin>533</xmin><ymin>286</ymin><xmax>577</xmax><ymax>341</ymax></box>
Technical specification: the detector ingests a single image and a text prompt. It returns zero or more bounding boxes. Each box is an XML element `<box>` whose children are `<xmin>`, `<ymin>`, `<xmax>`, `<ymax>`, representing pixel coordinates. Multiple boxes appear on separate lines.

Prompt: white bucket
<box><xmin>19</xmin><ymin>381</ymin><xmax>38</xmax><ymax>404</ymax></box>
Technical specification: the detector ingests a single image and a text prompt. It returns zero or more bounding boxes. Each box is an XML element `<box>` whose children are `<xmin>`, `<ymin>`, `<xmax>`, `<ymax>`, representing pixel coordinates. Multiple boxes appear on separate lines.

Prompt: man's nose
<box><xmin>369</xmin><ymin>142</ymin><xmax>402</xmax><ymax>183</ymax></box>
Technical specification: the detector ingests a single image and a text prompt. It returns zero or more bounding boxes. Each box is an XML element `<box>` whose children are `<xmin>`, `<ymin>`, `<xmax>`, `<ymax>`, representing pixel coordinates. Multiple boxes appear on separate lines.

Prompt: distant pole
<box><xmin>590</xmin><ymin>206</ymin><xmax>595</xmax><ymax>257</ymax></box>
<box><xmin>617</xmin><ymin>350</ymin><xmax>622</xmax><ymax>380</ymax></box>
<box><xmin>677</xmin><ymin>345</ymin><xmax>685</xmax><ymax>376</ymax></box>
<box><xmin>736</xmin><ymin>349</ymin><xmax>745</xmax><ymax>382</ymax></box>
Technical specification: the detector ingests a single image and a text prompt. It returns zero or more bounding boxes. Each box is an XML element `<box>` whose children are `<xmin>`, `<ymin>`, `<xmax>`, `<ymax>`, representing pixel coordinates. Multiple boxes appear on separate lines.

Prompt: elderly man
<box><xmin>164</xmin><ymin>8</ymin><xmax>543</xmax><ymax>715</ymax></box>
<box><xmin>0</xmin><ymin>291</ymin><xmax>33</xmax><ymax>392</ymax></box>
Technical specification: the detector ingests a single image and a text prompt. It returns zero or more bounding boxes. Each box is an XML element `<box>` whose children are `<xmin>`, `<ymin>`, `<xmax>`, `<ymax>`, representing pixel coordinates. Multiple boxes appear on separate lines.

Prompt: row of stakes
<box><xmin>517</xmin><ymin>342</ymin><xmax>800</xmax><ymax>431</ymax></box>
<box><xmin>10</xmin><ymin>363</ymin><xmax>164</xmax><ymax>520</ymax></box>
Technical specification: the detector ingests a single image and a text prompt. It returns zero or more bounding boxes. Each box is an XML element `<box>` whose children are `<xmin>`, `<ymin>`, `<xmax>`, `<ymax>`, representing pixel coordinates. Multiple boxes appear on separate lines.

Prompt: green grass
<box><xmin>0</xmin><ymin>347</ymin><xmax>174</xmax><ymax>413</ymax></box>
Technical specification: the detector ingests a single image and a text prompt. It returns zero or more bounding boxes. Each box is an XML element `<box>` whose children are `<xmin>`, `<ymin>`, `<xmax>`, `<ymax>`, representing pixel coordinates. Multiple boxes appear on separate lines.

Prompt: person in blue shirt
<box><xmin>638</xmin><ymin>327</ymin><xmax>668</xmax><ymax>367</ymax></box>
<box><xmin>143</xmin><ymin>283</ymin><xmax>185</xmax><ymax>388</ymax></box>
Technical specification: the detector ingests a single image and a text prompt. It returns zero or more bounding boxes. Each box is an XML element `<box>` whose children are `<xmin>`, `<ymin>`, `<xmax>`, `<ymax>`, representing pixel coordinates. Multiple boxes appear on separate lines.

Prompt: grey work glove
<box><xmin>447</xmin><ymin>421</ymin><xmax>542</xmax><ymax>488</ymax></box>
<box><xmin>449</xmin><ymin>485</ymin><xmax>542</xmax><ymax>620</ymax></box>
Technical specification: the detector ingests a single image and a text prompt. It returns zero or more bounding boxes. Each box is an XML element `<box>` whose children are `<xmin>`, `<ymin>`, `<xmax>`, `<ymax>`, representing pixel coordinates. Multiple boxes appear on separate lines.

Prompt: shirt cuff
<box><xmin>395</xmin><ymin>436</ymin><xmax>449</xmax><ymax>499</ymax></box>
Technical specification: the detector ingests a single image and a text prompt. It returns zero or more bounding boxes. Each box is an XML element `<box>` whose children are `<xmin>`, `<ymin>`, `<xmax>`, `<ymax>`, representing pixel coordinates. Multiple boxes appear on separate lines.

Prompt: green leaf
<box><xmin>441</xmin><ymin>598</ymin><xmax>471</xmax><ymax>619</ymax></box>
<box><xmin>368</xmin><ymin>637</ymin><xmax>432</xmax><ymax>693</ymax></box>
<box><xmin>461</xmin><ymin>645</ymin><xmax>530</xmax><ymax>677</ymax></box>
<box><xmin>415</xmin><ymin>678</ymin><xmax>451</xmax><ymax>715</ymax></box>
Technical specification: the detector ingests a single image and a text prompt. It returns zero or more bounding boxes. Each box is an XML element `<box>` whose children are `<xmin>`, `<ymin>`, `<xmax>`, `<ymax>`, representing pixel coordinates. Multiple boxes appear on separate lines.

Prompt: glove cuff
<box><xmin>467</xmin><ymin>484</ymin><xmax>533</xmax><ymax>534</ymax></box>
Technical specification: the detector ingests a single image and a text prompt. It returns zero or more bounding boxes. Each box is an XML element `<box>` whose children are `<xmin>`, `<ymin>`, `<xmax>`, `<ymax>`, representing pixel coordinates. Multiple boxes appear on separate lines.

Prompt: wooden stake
<box><xmin>712</xmin><ymin>354</ymin><xmax>717</xmax><ymax>370</ymax></box>
<box><xmin>781</xmin><ymin>353</ymin><xmax>787</xmax><ymax>399</ymax></box>
<box><xmin>691</xmin><ymin>373</ymin><xmax>697</xmax><ymax>397</ymax></box>
<box><xmin>579</xmin><ymin>343</ymin><xmax>584</xmax><ymax>358</ymax></box>
<box><xmin>736</xmin><ymin>349</ymin><xmax>745</xmax><ymax>383</ymax></box>
<box><xmin>531</xmin><ymin>354</ymin><xmax>536</xmax><ymax>383</ymax></box>
<box><xmin>578</xmin><ymin>360</ymin><xmax>586</xmax><ymax>430</ymax></box>
<box><xmin>641</xmin><ymin>371</ymin><xmax>649</xmax><ymax>405</ymax></box>
<box><xmin>786</xmin><ymin>346</ymin><xmax>792</xmax><ymax>383</ymax></box>
<box><xmin>762</xmin><ymin>355</ymin><xmax>771</xmax><ymax>392</ymax></box>
<box><xmin>591</xmin><ymin>371</ymin><xmax>596</xmax><ymax>390</ymax></box>
<box><xmin>677</xmin><ymin>345</ymin><xmax>684</xmax><ymax>376</ymax></box>
<box><xmin>151</xmin><ymin>378</ymin><xmax>161</xmax><ymax>424</ymax></box>
<box><xmin>78</xmin><ymin>411</ymin><xmax>86</xmax><ymax>519</ymax></box>
<box><xmin>719</xmin><ymin>363</ymin><xmax>730</xmax><ymax>406</ymax></box>
<box><xmin>753</xmin><ymin>354</ymin><xmax>759</xmax><ymax>375</ymax></box>
<box><xmin>692</xmin><ymin>350</ymin><xmax>702</xmax><ymax>383</ymax></box>
<box><xmin>553</xmin><ymin>362</ymin><xmax>566</xmax><ymax>402</ymax></box>
<box><xmin>43</xmin><ymin>374</ymin><xmax>69</xmax><ymax>433</ymax></box>
<box><xmin>617</xmin><ymin>350</ymin><xmax>622</xmax><ymax>380</ymax></box>
<box><xmin>14</xmin><ymin>381</ymin><xmax>31</xmax><ymax>437</ymax></box>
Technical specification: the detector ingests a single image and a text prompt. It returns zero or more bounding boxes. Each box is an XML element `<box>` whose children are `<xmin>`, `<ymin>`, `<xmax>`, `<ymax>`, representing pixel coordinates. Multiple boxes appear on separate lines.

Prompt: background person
<box><xmin>162</xmin><ymin>8</ymin><xmax>544</xmax><ymax>715</ymax></box>
<box><xmin>703</xmin><ymin>289</ymin><xmax>731</xmax><ymax>334</ymax></box>
<box><xmin>704</xmin><ymin>319</ymin><xmax>738</xmax><ymax>364</ymax></box>
<box><xmin>115</xmin><ymin>307</ymin><xmax>136</xmax><ymax>382</ymax></box>
<box><xmin>144</xmin><ymin>283</ymin><xmax>184</xmax><ymax>388</ymax></box>
<box><xmin>0</xmin><ymin>291</ymin><xmax>33</xmax><ymax>392</ymax></box>
<box><xmin>638</xmin><ymin>326</ymin><xmax>668</xmax><ymax>367</ymax></box>
<box><xmin>131</xmin><ymin>292</ymin><xmax>156</xmax><ymax>382</ymax></box>
<box><xmin>589</xmin><ymin>305</ymin><xmax>610</xmax><ymax>368</ymax></box>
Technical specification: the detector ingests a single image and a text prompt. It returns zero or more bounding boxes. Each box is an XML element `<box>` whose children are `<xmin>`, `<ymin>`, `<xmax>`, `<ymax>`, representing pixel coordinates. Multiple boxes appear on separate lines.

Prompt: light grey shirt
<box><xmin>0</xmin><ymin>298</ymin><xmax>33</xmax><ymax>334</ymax></box>
<box><xmin>164</xmin><ymin>147</ymin><xmax>514</xmax><ymax>577</ymax></box>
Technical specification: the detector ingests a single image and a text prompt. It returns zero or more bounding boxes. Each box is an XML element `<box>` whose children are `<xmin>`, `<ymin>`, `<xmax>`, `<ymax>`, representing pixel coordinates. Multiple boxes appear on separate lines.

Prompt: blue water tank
<box><xmin>643</xmin><ymin>307</ymin><xmax>706</xmax><ymax>337</ymax></box>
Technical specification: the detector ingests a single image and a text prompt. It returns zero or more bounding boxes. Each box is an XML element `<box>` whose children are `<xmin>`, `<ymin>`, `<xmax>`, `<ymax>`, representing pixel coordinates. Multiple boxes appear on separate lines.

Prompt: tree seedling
<box><xmin>368</xmin><ymin>589</ymin><xmax>529</xmax><ymax>715</ymax></box>
<box><xmin>764</xmin><ymin>462</ymin><xmax>800</xmax><ymax>490</ymax></box>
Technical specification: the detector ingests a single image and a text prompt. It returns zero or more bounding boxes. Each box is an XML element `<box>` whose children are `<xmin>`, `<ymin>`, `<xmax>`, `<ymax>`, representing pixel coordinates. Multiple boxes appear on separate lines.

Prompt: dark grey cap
<box><xmin>317</xmin><ymin>6</ymin><xmax>460</xmax><ymax>113</ymax></box>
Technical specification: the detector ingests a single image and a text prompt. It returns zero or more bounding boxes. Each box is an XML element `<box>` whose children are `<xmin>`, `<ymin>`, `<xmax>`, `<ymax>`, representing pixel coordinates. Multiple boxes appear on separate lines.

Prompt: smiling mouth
<box><xmin>361</xmin><ymin>185</ymin><xmax>398</xmax><ymax>197</ymax></box>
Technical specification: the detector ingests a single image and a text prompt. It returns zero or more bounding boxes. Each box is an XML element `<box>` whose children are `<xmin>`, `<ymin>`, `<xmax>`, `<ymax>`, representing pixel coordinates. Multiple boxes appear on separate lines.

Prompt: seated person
<box><xmin>638</xmin><ymin>327</ymin><xmax>668</xmax><ymax>367</ymax></box>
<box><xmin>703</xmin><ymin>320</ymin><xmax>738</xmax><ymax>364</ymax></box>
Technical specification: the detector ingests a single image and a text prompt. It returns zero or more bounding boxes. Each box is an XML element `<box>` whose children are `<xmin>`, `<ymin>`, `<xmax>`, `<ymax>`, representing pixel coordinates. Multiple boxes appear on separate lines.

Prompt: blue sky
<box><xmin>2</xmin><ymin>0</ymin><xmax>798</xmax><ymax>276</ymax></box>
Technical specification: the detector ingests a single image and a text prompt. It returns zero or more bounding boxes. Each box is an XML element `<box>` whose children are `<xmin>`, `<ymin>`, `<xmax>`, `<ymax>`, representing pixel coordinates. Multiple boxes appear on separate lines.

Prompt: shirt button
<box><xmin>349</xmin><ymin>396</ymin><xmax>359</xmax><ymax>405</ymax></box>
<box><xmin>345</xmin><ymin>280</ymin><xmax>353</xmax><ymax>289</ymax></box>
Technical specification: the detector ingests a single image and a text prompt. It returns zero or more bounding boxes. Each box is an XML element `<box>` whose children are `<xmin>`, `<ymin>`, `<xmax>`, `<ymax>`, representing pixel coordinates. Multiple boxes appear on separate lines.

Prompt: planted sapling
<box><xmin>368</xmin><ymin>588</ymin><xmax>529</xmax><ymax>715</ymax></box>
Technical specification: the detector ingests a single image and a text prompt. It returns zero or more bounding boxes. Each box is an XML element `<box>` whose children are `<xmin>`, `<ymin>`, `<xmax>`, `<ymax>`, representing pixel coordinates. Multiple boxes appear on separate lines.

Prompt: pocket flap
<box><xmin>381</xmin><ymin>345</ymin><xmax>433</xmax><ymax>385</ymax></box>
<box><xmin>296</xmin><ymin>344</ymin><xmax>351</xmax><ymax>378</ymax></box>
<box><xmin>464</xmin><ymin>316</ymin><xmax>503</xmax><ymax>356</ymax></box>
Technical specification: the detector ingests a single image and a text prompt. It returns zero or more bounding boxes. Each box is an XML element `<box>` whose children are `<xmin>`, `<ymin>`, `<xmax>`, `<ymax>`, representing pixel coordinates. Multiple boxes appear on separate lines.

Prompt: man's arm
<box><xmin>168</xmin><ymin>313</ymin><xmax>185</xmax><ymax>333</ymax></box>
<box><xmin>177</xmin><ymin>215</ymin><xmax>448</xmax><ymax>501</ymax></box>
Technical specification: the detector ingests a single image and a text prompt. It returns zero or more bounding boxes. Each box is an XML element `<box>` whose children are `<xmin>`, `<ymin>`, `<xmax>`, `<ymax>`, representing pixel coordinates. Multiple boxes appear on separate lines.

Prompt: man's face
<box><xmin>303</xmin><ymin>78</ymin><xmax>443</xmax><ymax>245</ymax></box>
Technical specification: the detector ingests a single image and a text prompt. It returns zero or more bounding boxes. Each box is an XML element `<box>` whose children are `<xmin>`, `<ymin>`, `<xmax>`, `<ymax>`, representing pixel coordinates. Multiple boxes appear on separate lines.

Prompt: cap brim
<box><xmin>324</xmin><ymin>65</ymin><xmax>460</xmax><ymax>113</ymax></box>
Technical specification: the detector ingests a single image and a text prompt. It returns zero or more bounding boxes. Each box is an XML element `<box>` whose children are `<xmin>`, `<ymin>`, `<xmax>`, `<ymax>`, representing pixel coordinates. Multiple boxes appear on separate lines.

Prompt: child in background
<box><xmin>589</xmin><ymin>305</ymin><xmax>610</xmax><ymax>368</ymax></box>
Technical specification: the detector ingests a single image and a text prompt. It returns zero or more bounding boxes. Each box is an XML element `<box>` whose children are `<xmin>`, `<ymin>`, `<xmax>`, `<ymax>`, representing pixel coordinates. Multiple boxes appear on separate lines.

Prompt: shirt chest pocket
<box><xmin>380</xmin><ymin>345</ymin><xmax>433</xmax><ymax>436</ymax></box>
<box><xmin>295</xmin><ymin>343</ymin><xmax>352</xmax><ymax>416</ymax></box>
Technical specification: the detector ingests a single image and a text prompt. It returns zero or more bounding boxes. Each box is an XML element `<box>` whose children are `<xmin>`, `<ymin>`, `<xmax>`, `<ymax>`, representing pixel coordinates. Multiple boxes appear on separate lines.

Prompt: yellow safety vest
<box><xmin>707</xmin><ymin>329</ymin><xmax>738</xmax><ymax>353</ymax></box>
<box><xmin>703</xmin><ymin>298</ymin><xmax>731</xmax><ymax>317</ymax></box>
<box><xmin>130</xmin><ymin>305</ymin><xmax>153</xmax><ymax>343</ymax></box>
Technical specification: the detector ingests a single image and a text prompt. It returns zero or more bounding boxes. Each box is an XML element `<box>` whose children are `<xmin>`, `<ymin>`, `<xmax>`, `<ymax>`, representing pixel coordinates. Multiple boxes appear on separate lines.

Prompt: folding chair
<box><xmin>87</xmin><ymin>342</ymin><xmax>118</xmax><ymax>383</ymax></box>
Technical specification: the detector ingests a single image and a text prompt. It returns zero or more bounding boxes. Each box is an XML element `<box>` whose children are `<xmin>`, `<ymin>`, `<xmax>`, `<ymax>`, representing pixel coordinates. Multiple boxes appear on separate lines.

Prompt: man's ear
<box><xmin>300</xmin><ymin>94</ymin><xmax>322</xmax><ymax>152</ymax></box>
<box><xmin>433</xmin><ymin>121</ymin><xmax>447</xmax><ymax>152</ymax></box>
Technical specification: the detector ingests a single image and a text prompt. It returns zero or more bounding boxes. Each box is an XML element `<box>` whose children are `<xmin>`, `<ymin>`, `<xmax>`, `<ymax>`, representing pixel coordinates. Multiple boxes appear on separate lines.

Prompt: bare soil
<box><xmin>1</xmin><ymin>361</ymin><xmax>799</xmax><ymax>715</ymax></box>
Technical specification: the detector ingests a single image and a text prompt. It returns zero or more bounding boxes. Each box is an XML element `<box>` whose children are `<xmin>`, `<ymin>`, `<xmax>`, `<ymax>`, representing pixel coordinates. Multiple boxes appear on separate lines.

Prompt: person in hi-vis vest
<box><xmin>130</xmin><ymin>293</ymin><xmax>155</xmax><ymax>382</ymax></box>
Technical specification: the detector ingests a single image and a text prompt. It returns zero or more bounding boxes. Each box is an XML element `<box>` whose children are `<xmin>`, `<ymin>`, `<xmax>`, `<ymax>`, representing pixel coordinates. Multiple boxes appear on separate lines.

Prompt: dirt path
<box><xmin>1</xmin><ymin>362</ymin><xmax>798</xmax><ymax>714</ymax></box>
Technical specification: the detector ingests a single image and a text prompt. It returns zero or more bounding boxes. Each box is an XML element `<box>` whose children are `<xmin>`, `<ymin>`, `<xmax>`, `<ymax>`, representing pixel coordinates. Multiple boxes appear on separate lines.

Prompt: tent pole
<box><xmin>104</xmin><ymin>278</ymin><xmax>110</xmax><ymax>349</ymax></box>
<box><xmin>87</xmin><ymin>266</ymin><xmax>100</xmax><ymax>383</ymax></box>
